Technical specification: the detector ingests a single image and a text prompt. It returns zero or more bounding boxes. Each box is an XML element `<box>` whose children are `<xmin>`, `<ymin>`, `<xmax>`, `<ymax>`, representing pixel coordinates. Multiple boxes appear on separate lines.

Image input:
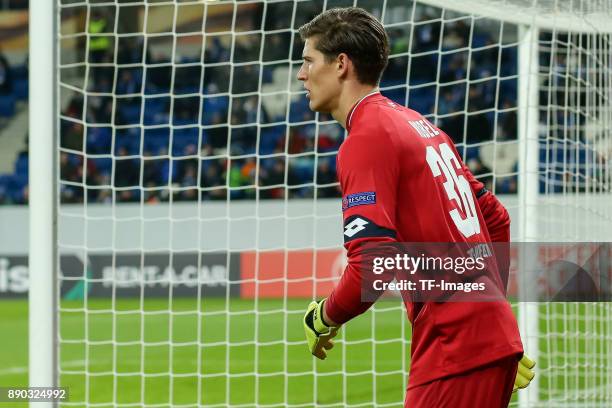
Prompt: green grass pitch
<box><xmin>1</xmin><ymin>299</ymin><xmax>608</xmax><ymax>407</ymax></box>
<box><xmin>1</xmin><ymin>298</ymin><xmax>411</xmax><ymax>407</ymax></box>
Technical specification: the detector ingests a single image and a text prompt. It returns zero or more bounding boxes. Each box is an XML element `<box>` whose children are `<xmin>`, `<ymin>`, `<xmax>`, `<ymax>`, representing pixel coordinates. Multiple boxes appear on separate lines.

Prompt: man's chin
<box><xmin>308</xmin><ymin>100</ymin><xmax>330</xmax><ymax>113</ymax></box>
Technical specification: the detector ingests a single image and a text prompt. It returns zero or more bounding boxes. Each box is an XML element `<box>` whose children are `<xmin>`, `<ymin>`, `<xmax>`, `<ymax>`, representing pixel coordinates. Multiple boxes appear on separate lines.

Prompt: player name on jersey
<box><xmin>408</xmin><ymin>119</ymin><xmax>440</xmax><ymax>138</ymax></box>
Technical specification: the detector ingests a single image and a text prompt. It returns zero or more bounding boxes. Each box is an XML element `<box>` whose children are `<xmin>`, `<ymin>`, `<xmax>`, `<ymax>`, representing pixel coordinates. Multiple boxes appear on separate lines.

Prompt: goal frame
<box><xmin>28</xmin><ymin>1</ymin><xmax>611</xmax><ymax>407</ymax></box>
<box><xmin>29</xmin><ymin>1</ymin><xmax>58</xmax><ymax>408</ymax></box>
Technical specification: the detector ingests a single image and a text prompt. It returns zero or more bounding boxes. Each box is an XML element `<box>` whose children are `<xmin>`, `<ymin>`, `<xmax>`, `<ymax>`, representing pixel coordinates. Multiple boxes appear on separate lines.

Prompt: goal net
<box><xmin>48</xmin><ymin>0</ymin><xmax>612</xmax><ymax>406</ymax></box>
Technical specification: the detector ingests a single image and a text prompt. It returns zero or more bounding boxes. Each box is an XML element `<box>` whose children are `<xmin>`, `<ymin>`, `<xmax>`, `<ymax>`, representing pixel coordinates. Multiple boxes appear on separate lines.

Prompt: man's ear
<box><xmin>336</xmin><ymin>53</ymin><xmax>351</xmax><ymax>78</ymax></box>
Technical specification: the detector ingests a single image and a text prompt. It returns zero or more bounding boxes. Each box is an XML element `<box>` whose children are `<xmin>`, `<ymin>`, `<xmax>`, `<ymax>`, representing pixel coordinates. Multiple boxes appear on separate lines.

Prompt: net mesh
<box><xmin>55</xmin><ymin>0</ymin><xmax>612</xmax><ymax>406</ymax></box>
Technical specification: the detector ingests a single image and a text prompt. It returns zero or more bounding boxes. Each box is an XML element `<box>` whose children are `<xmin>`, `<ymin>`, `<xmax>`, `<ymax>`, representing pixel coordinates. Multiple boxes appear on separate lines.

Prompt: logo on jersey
<box><xmin>342</xmin><ymin>191</ymin><xmax>376</xmax><ymax>211</ymax></box>
<box><xmin>342</xmin><ymin>215</ymin><xmax>397</xmax><ymax>244</ymax></box>
<box><xmin>344</xmin><ymin>217</ymin><xmax>369</xmax><ymax>237</ymax></box>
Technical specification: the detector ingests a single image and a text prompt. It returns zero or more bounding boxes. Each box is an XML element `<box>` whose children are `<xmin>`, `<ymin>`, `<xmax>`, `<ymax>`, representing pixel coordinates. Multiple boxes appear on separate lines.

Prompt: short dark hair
<box><xmin>298</xmin><ymin>7</ymin><xmax>389</xmax><ymax>86</ymax></box>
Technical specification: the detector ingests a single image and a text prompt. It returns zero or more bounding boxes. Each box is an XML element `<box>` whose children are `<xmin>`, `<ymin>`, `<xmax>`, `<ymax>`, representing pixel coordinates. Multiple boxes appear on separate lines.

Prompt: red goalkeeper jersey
<box><xmin>325</xmin><ymin>92</ymin><xmax>523</xmax><ymax>388</ymax></box>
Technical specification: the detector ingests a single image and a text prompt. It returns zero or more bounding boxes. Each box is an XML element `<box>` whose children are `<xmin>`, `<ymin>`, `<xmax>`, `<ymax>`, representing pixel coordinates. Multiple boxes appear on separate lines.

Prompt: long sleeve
<box><xmin>324</xmin><ymin>130</ymin><xmax>400</xmax><ymax>325</ymax></box>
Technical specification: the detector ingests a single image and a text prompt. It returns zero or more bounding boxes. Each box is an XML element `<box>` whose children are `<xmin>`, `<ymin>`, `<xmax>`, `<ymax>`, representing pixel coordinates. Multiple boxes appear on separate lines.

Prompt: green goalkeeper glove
<box><xmin>303</xmin><ymin>299</ymin><xmax>339</xmax><ymax>360</ymax></box>
<box><xmin>513</xmin><ymin>354</ymin><xmax>536</xmax><ymax>393</ymax></box>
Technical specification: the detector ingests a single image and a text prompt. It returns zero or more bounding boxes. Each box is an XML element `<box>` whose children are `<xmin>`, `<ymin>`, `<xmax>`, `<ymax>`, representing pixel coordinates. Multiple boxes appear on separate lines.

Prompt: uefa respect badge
<box><xmin>342</xmin><ymin>191</ymin><xmax>376</xmax><ymax>211</ymax></box>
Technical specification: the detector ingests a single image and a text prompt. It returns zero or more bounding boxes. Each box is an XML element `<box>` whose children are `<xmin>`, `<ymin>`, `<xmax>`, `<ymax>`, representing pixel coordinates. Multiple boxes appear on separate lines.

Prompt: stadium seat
<box><xmin>259</xmin><ymin>125</ymin><xmax>285</xmax><ymax>155</ymax></box>
<box><xmin>174</xmin><ymin>85</ymin><xmax>200</xmax><ymax>96</ymax></box>
<box><xmin>382</xmin><ymin>87</ymin><xmax>406</xmax><ymax>106</ymax></box>
<box><xmin>144</xmin><ymin>128</ymin><xmax>170</xmax><ymax>155</ymax></box>
<box><xmin>12</xmin><ymin>64</ymin><xmax>28</xmax><ymax>80</ymax></box>
<box><xmin>172</xmin><ymin>127</ymin><xmax>200</xmax><ymax>156</ymax></box>
<box><xmin>118</xmin><ymin>104</ymin><xmax>142</xmax><ymax>125</ymax></box>
<box><xmin>289</xmin><ymin>95</ymin><xmax>311</xmax><ymax>123</ymax></box>
<box><xmin>90</xmin><ymin>157</ymin><xmax>112</xmax><ymax>175</ymax></box>
<box><xmin>13</xmin><ymin>79</ymin><xmax>28</xmax><ymax>100</ymax></box>
<box><xmin>14</xmin><ymin>155</ymin><xmax>28</xmax><ymax>177</ymax></box>
<box><xmin>201</xmin><ymin>96</ymin><xmax>229</xmax><ymax>125</ymax></box>
<box><xmin>0</xmin><ymin>94</ymin><xmax>16</xmax><ymax>117</ymax></box>
<box><xmin>86</xmin><ymin>127</ymin><xmax>112</xmax><ymax>154</ymax></box>
<box><xmin>7</xmin><ymin>174</ymin><xmax>28</xmax><ymax>203</ymax></box>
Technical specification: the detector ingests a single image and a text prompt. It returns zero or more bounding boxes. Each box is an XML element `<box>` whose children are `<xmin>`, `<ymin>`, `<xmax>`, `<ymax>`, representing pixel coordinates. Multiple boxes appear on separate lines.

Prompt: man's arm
<box><xmin>324</xmin><ymin>129</ymin><xmax>400</xmax><ymax>325</ymax></box>
<box><xmin>453</xmin><ymin>144</ymin><xmax>536</xmax><ymax>392</ymax></box>
<box><xmin>303</xmin><ymin>128</ymin><xmax>399</xmax><ymax>359</ymax></box>
<box><xmin>449</xmin><ymin>141</ymin><xmax>511</xmax><ymax>291</ymax></box>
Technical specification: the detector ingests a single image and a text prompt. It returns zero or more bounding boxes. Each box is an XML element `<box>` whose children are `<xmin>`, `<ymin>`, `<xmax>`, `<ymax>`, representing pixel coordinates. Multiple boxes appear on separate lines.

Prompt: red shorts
<box><xmin>405</xmin><ymin>355</ymin><xmax>519</xmax><ymax>408</ymax></box>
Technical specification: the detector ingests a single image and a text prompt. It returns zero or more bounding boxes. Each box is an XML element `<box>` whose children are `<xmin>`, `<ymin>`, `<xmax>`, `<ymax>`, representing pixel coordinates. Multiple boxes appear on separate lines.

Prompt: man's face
<box><xmin>296</xmin><ymin>37</ymin><xmax>341</xmax><ymax>113</ymax></box>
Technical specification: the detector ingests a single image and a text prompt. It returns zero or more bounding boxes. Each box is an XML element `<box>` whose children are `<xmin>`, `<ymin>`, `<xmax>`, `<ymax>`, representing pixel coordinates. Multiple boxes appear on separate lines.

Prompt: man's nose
<box><xmin>297</xmin><ymin>66</ymin><xmax>306</xmax><ymax>81</ymax></box>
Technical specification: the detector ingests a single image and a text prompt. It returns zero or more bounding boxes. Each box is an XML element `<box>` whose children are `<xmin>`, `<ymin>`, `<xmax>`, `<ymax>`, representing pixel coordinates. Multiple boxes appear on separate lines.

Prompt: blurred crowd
<box><xmin>1</xmin><ymin>3</ymin><xmax>527</xmax><ymax>205</ymax></box>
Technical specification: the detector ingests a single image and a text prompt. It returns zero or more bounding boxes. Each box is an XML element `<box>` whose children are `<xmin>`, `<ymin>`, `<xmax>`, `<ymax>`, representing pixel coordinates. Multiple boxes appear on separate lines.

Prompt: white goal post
<box><xmin>29</xmin><ymin>0</ymin><xmax>57</xmax><ymax>407</ymax></box>
<box><xmin>29</xmin><ymin>0</ymin><xmax>612</xmax><ymax>407</ymax></box>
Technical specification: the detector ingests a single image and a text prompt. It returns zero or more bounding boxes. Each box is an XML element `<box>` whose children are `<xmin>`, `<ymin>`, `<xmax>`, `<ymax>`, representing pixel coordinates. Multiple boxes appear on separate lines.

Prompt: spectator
<box><xmin>412</xmin><ymin>9</ymin><xmax>441</xmax><ymax>52</ymax></box>
<box><xmin>316</xmin><ymin>160</ymin><xmax>339</xmax><ymax>198</ymax></box>
<box><xmin>41</xmin><ymin>1</ymin><xmax>535</xmax><ymax>206</ymax></box>
<box><xmin>114</xmin><ymin>146</ymin><xmax>139</xmax><ymax>189</ymax></box>
<box><xmin>467</xmin><ymin>157</ymin><xmax>493</xmax><ymax>191</ymax></box>
<box><xmin>88</xmin><ymin>9</ymin><xmax>112</xmax><ymax>63</ymax></box>
<box><xmin>0</xmin><ymin>185</ymin><xmax>7</xmax><ymax>205</ymax></box>
<box><xmin>176</xmin><ymin>164</ymin><xmax>198</xmax><ymax>201</ymax></box>
<box><xmin>0</xmin><ymin>47</ymin><xmax>12</xmax><ymax>95</ymax></box>
<box><xmin>442</xmin><ymin>22</ymin><xmax>467</xmax><ymax>50</ymax></box>
<box><xmin>437</xmin><ymin>90</ymin><xmax>456</xmax><ymax>116</ymax></box>
<box><xmin>259</xmin><ymin>159</ymin><xmax>285</xmax><ymax>199</ymax></box>
<box><xmin>60</xmin><ymin>152</ymin><xmax>81</xmax><ymax>183</ymax></box>
<box><xmin>116</xmin><ymin>69</ymin><xmax>140</xmax><ymax>96</ymax></box>
<box><xmin>118</xmin><ymin>37</ymin><xmax>145</xmax><ymax>65</ymax></box>
<box><xmin>207</xmin><ymin>112</ymin><xmax>229</xmax><ymax>151</ymax></box>
<box><xmin>176</xmin><ymin>144</ymin><xmax>198</xmax><ymax>182</ymax></box>
<box><xmin>201</xmin><ymin>158</ymin><xmax>227</xmax><ymax>200</ymax></box>
<box><xmin>97</xmin><ymin>188</ymin><xmax>113</xmax><ymax>204</ymax></box>
<box><xmin>61</xmin><ymin>122</ymin><xmax>84</xmax><ymax>152</ymax></box>
<box><xmin>498</xmin><ymin>100</ymin><xmax>517</xmax><ymax>140</ymax></box>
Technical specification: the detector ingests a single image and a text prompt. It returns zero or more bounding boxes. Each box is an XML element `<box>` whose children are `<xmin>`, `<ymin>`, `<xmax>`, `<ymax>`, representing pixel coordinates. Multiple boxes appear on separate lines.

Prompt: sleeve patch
<box><xmin>342</xmin><ymin>191</ymin><xmax>376</xmax><ymax>211</ymax></box>
<box><xmin>476</xmin><ymin>187</ymin><xmax>488</xmax><ymax>198</ymax></box>
<box><xmin>343</xmin><ymin>215</ymin><xmax>396</xmax><ymax>244</ymax></box>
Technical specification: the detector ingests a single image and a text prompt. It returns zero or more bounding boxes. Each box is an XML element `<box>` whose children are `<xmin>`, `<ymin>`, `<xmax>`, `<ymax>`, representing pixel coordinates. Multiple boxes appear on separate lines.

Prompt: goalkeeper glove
<box><xmin>303</xmin><ymin>299</ymin><xmax>339</xmax><ymax>360</ymax></box>
<box><xmin>513</xmin><ymin>354</ymin><xmax>536</xmax><ymax>392</ymax></box>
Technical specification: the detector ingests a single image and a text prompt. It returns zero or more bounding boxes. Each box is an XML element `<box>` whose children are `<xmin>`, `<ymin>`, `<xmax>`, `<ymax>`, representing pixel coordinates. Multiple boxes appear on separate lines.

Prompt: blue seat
<box><xmin>0</xmin><ymin>94</ymin><xmax>16</xmax><ymax>117</ymax></box>
<box><xmin>119</xmin><ymin>104</ymin><xmax>141</xmax><ymax>125</ymax></box>
<box><xmin>289</xmin><ymin>95</ymin><xmax>311</xmax><ymax>123</ymax></box>
<box><xmin>201</xmin><ymin>96</ymin><xmax>229</xmax><ymax>125</ymax></box>
<box><xmin>259</xmin><ymin>125</ymin><xmax>285</xmax><ymax>155</ymax></box>
<box><xmin>13</xmin><ymin>79</ymin><xmax>28</xmax><ymax>100</ymax></box>
<box><xmin>293</xmin><ymin>161</ymin><xmax>314</xmax><ymax>183</ymax></box>
<box><xmin>8</xmin><ymin>174</ymin><xmax>28</xmax><ymax>202</ymax></box>
<box><xmin>144</xmin><ymin>97</ymin><xmax>169</xmax><ymax>126</ymax></box>
<box><xmin>379</xmin><ymin>78</ymin><xmax>405</xmax><ymax>89</ymax></box>
<box><xmin>144</xmin><ymin>128</ymin><xmax>169</xmax><ymax>154</ymax></box>
<box><xmin>172</xmin><ymin>127</ymin><xmax>200</xmax><ymax>156</ymax></box>
<box><xmin>159</xmin><ymin>160</ymin><xmax>176</xmax><ymax>184</ymax></box>
<box><xmin>91</xmin><ymin>157</ymin><xmax>112</xmax><ymax>175</ymax></box>
<box><xmin>471</xmin><ymin>33</ymin><xmax>489</xmax><ymax>48</ymax></box>
<box><xmin>0</xmin><ymin>174</ymin><xmax>11</xmax><ymax>190</ymax></box>
<box><xmin>86</xmin><ymin>127</ymin><xmax>112</xmax><ymax>154</ymax></box>
<box><xmin>262</xmin><ymin>66</ymin><xmax>274</xmax><ymax>84</ymax></box>
<box><xmin>174</xmin><ymin>85</ymin><xmax>200</xmax><ymax>96</ymax></box>
<box><xmin>173</xmin><ymin>117</ymin><xmax>198</xmax><ymax>127</ymax></box>
<box><xmin>14</xmin><ymin>155</ymin><xmax>28</xmax><ymax>176</ymax></box>
<box><xmin>406</xmin><ymin>86</ymin><xmax>436</xmax><ymax>114</ymax></box>
<box><xmin>114</xmin><ymin>128</ymin><xmax>141</xmax><ymax>155</ymax></box>
<box><xmin>465</xmin><ymin>146</ymin><xmax>481</xmax><ymax>161</ymax></box>
<box><xmin>12</xmin><ymin>65</ymin><xmax>28</xmax><ymax>80</ymax></box>
<box><xmin>382</xmin><ymin>87</ymin><xmax>406</xmax><ymax>106</ymax></box>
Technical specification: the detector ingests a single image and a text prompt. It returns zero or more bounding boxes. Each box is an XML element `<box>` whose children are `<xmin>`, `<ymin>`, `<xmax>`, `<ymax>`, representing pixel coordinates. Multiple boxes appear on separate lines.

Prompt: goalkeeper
<box><xmin>297</xmin><ymin>7</ymin><xmax>534</xmax><ymax>407</ymax></box>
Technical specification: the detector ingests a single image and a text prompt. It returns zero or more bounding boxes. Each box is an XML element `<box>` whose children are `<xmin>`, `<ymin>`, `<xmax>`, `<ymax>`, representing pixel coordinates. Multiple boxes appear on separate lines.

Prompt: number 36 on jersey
<box><xmin>425</xmin><ymin>142</ymin><xmax>481</xmax><ymax>238</ymax></box>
